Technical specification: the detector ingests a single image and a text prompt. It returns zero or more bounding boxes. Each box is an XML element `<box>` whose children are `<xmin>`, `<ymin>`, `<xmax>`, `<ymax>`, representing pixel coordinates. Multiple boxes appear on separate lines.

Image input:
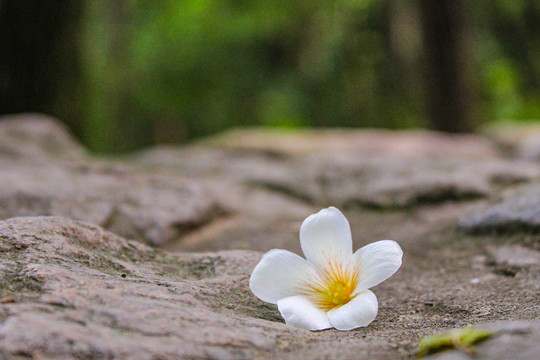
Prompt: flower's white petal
<box><xmin>249</xmin><ymin>249</ymin><xmax>316</xmax><ymax>304</ymax></box>
<box><xmin>327</xmin><ymin>290</ymin><xmax>378</xmax><ymax>330</ymax></box>
<box><xmin>277</xmin><ymin>295</ymin><xmax>332</xmax><ymax>331</ymax></box>
<box><xmin>300</xmin><ymin>207</ymin><xmax>353</xmax><ymax>268</ymax></box>
<box><xmin>353</xmin><ymin>240</ymin><xmax>403</xmax><ymax>292</ymax></box>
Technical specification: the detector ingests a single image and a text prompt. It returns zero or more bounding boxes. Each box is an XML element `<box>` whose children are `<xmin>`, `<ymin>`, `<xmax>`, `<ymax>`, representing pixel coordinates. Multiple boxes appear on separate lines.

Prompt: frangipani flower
<box><xmin>249</xmin><ymin>206</ymin><xmax>403</xmax><ymax>331</ymax></box>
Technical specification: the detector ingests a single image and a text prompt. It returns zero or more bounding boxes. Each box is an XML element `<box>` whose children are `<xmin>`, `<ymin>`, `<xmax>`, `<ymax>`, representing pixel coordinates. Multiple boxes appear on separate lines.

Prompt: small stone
<box><xmin>472</xmin><ymin>255</ymin><xmax>487</xmax><ymax>264</ymax></box>
<box><xmin>518</xmin><ymin>133</ymin><xmax>540</xmax><ymax>161</ymax></box>
<box><xmin>487</xmin><ymin>245</ymin><xmax>540</xmax><ymax>267</ymax></box>
<box><xmin>0</xmin><ymin>160</ymin><xmax>224</xmax><ymax>246</ymax></box>
<box><xmin>0</xmin><ymin>113</ymin><xmax>86</xmax><ymax>161</ymax></box>
<box><xmin>460</xmin><ymin>183</ymin><xmax>540</xmax><ymax>234</ymax></box>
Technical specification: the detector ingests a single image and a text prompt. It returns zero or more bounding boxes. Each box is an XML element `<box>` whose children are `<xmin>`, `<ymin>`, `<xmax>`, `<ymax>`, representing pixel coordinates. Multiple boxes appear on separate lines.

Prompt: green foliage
<box><xmin>417</xmin><ymin>326</ymin><xmax>496</xmax><ymax>358</ymax></box>
<box><xmin>78</xmin><ymin>0</ymin><xmax>540</xmax><ymax>153</ymax></box>
<box><xmin>79</xmin><ymin>0</ymin><xmax>421</xmax><ymax>152</ymax></box>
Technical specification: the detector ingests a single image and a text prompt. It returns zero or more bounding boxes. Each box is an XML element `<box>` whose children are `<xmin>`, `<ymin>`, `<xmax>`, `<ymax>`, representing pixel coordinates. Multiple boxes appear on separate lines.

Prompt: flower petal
<box><xmin>277</xmin><ymin>295</ymin><xmax>332</xmax><ymax>330</ymax></box>
<box><xmin>300</xmin><ymin>207</ymin><xmax>353</xmax><ymax>269</ymax></box>
<box><xmin>327</xmin><ymin>290</ymin><xmax>378</xmax><ymax>330</ymax></box>
<box><xmin>249</xmin><ymin>249</ymin><xmax>317</xmax><ymax>304</ymax></box>
<box><xmin>353</xmin><ymin>240</ymin><xmax>403</xmax><ymax>292</ymax></box>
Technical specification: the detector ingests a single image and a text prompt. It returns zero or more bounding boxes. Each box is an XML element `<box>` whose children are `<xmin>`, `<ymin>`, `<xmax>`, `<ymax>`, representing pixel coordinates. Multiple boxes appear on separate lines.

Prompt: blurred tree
<box><xmin>0</xmin><ymin>0</ymin><xmax>83</xmax><ymax>130</ymax></box>
<box><xmin>419</xmin><ymin>0</ymin><xmax>474</xmax><ymax>132</ymax></box>
<box><xmin>3</xmin><ymin>0</ymin><xmax>539</xmax><ymax>152</ymax></box>
<box><xmin>82</xmin><ymin>0</ymin><xmax>423</xmax><ymax>152</ymax></box>
<box><xmin>81</xmin><ymin>0</ymin><xmax>155</xmax><ymax>153</ymax></box>
<box><xmin>474</xmin><ymin>0</ymin><xmax>540</xmax><ymax>119</ymax></box>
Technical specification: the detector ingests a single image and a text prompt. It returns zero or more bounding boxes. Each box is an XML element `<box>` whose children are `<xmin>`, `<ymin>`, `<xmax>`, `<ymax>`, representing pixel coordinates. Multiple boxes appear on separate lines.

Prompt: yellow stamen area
<box><xmin>299</xmin><ymin>260</ymin><xmax>359</xmax><ymax>311</ymax></box>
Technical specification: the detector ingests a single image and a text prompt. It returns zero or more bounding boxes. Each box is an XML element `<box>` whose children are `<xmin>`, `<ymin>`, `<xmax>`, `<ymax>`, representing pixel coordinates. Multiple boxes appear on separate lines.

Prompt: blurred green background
<box><xmin>1</xmin><ymin>0</ymin><xmax>539</xmax><ymax>153</ymax></box>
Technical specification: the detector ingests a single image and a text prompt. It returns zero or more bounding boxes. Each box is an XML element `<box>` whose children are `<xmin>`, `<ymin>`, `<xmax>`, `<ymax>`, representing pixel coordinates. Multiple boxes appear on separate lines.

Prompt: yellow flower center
<box><xmin>300</xmin><ymin>261</ymin><xmax>359</xmax><ymax>311</ymax></box>
<box><xmin>319</xmin><ymin>279</ymin><xmax>356</xmax><ymax>310</ymax></box>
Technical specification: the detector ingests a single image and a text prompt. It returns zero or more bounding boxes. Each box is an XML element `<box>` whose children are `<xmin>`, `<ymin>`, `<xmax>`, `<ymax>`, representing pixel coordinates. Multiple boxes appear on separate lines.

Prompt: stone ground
<box><xmin>0</xmin><ymin>113</ymin><xmax>539</xmax><ymax>359</ymax></box>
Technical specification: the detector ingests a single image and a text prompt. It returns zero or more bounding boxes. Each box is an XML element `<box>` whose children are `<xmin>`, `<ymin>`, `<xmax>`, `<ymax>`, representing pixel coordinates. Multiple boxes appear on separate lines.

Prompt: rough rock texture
<box><xmin>459</xmin><ymin>183</ymin><xmax>540</xmax><ymax>234</ymax></box>
<box><xmin>0</xmin><ymin>159</ymin><xmax>223</xmax><ymax>246</ymax></box>
<box><xmin>518</xmin><ymin>133</ymin><xmax>540</xmax><ymax>161</ymax></box>
<box><xmin>131</xmin><ymin>129</ymin><xmax>540</xmax><ymax>251</ymax></box>
<box><xmin>0</xmin><ymin>217</ymin><xmax>281</xmax><ymax>360</ymax></box>
<box><xmin>424</xmin><ymin>321</ymin><xmax>540</xmax><ymax>360</ymax></box>
<box><xmin>247</xmin><ymin>155</ymin><xmax>540</xmax><ymax>209</ymax></box>
<box><xmin>487</xmin><ymin>245</ymin><xmax>540</xmax><ymax>267</ymax></box>
<box><xmin>1</xmin><ymin>114</ymin><xmax>540</xmax><ymax>359</ymax></box>
<box><xmin>481</xmin><ymin>121</ymin><xmax>540</xmax><ymax>160</ymax></box>
<box><xmin>2</xmin><ymin>217</ymin><xmax>540</xmax><ymax>360</ymax></box>
<box><xmin>0</xmin><ymin>113</ymin><xmax>86</xmax><ymax>161</ymax></box>
<box><xmin>0</xmin><ymin>115</ymin><xmax>225</xmax><ymax>246</ymax></box>
<box><xmin>202</xmin><ymin>128</ymin><xmax>501</xmax><ymax>159</ymax></box>
<box><xmin>133</xmin><ymin>129</ymin><xmax>540</xmax><ymax>212</ymax></box>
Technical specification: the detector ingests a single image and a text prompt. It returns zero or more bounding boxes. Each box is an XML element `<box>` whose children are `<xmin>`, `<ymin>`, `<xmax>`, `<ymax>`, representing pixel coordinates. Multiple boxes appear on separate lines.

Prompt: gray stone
<box><xmin>487</xmin><ymin>245</ymin><xmax>540</xmax><ymax>267</ymax></box>
<box><xmin>423</xmin><ymin>321</ymin><xmax>540</xmax><ymax>360</ymax></box>
<box><xmin>201</xmin><ymin>128</ymin><xmax>500</xmax><ymax>159</ymax></box>
<box><xmin>0</xmin><ymin>113</ymin><xmax>86</xmax><ymax>161</ymax></box>
<box><xmin>480</xmin><ymin>121</ymin><xmax>540</xmax><ymax>156</ymax></box>
<box><xmin>128</xmin><ymin>129</ymin><xmax>540</xmax><ymax>252</ymax></box>
<box><xmin>249</xmin><ymin>155</ymin><xmax>540</xmax><ymax>209</ymax></box>
<box><xmin>425</xmin><ymin>351</ymin><xmax>472</xmax><ymax>360</ymax></box>
<box><xmin>0</xmin><ymin>115</ymin><xmax>227</xmax><ymax>246</ymax></box>
<box><xmin>0</xmin><ymin>217</ymin><xmax>280</xmax><ymax>360</ymax></box>
<box><xmin>0</xmin><ymin>216</ymin><xmax>397</xmax><ymax>360</ymax></box>
<box><xmin>460</xmin><ymin>183</ymin><xmax>540</xmax><ymax>233</ymax></box>
<box><xmin>0</xmin><ymin>160</ymin><xmax>224</xmax><ymax>245</ymax></box>
<box><xmin>131</xmin><ymin>128</ymin><xmax>510</xmax><ymax>211</ymax></box>
<box><xmin>518</xmin><ymin>133</ymin><xmax>540</xmax><ymax>161</ymax></box>
<box><xmin>2</xmin><ymin>217</ymin><xmax>539</xmax><ymax>359</ymax></box>
<box><xmin>1</xmin><ymin>116</ymin><xmax>540</xmax><ymax>359</ymax></box>
<box><xmin>483</xmin><ymin>121</ymin><xmax>540</xmax><ymax>162</ymax></box>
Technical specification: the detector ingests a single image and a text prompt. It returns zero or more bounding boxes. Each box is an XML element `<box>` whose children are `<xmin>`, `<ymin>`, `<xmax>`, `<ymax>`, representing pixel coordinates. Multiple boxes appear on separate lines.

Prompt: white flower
<box><xmin>249</xmin><ymin>206</ymin><xmax>403</xmax><ymax>331</ymax></box>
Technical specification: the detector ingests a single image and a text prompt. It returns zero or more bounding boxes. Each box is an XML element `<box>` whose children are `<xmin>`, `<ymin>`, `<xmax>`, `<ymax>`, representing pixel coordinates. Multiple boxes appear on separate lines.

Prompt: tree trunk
<box><xmin>419</xmin><ymin>0</ymin><xmax>473</xmax><ymax>132</ymax></box>
<box><xmin>0</xmin><ymin>0</ymin><xmax>82</xmax><ymax>126</ymax></box>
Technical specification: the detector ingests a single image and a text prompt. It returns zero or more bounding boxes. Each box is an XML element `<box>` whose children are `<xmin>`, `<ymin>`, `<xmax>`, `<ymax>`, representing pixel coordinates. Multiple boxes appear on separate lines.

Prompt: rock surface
<box><xmin>423</xmin><ymin>321</ymin><xmax>540</xmax><ymax>360</ymax></box>
<box><xmin>202</xmin><ymin>128</ymin><xmax>501</xmax><ymax>159</ymax></box>
<box><xmin>459</xmin><ymin>183</ymin><xmax>540</xmax><ymax>234</ymax></box>
<box><xmin>0</xmin><ymin>159</ymin><xmax>224</xmax><ymax>246</ymax></box>
<box><xmin>518</xmin><ymin>133</ymin><xmax>540</xmax><ymax>161</ymax></box>
<box><xmin>0</xmin><ymin>113</ymin><xmax>86</xmax><ymax>161</ymax></box>
<box><xmin>0</xmin><ymin>115</ymin><xmax>225</xmax><ymax>246</ymax></box>
<box><xmin>0</xmin><ymin>217</ymin><xmax>280</xmax><ymax>360</ymax></box>
<box><xmin>131</xmin><ymin>129</ymin><xmax>540</xmax><ymax>251</ymax></box>
<box><xmin>2</xmin><ymin>217</ymin><xmax>540</xmax><ymax>360</ymax></box>
<box><xmin>1</xmin><ymin>114</ymin><xmax>540</xmax><ymax>359</ymax></box>
<box><xmin>247</xmin><ymin>155</ymin><xmax>540</xmax><ymax>209</ymax></box>
<box><xmin>481</xmin><ymin>121</ymin><xmax>540</xmax><ymax>160</ymax></box>
<box><xmin>487</xmin><ymin>245</ymin><xmax>540</xmax><ymax>267</ymax></box>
